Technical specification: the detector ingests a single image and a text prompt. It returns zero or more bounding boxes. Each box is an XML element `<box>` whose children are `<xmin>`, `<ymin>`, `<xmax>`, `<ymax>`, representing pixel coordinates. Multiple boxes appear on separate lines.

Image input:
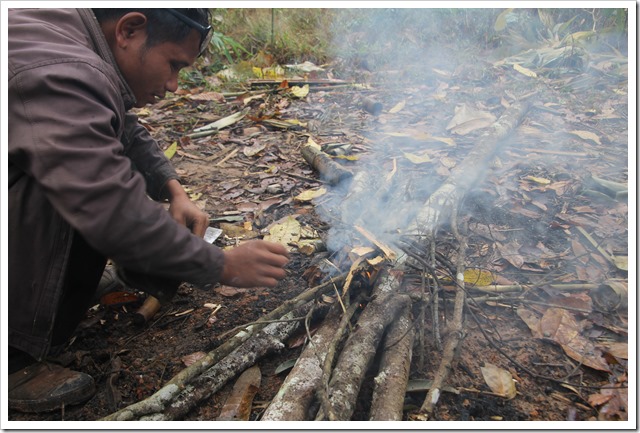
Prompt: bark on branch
<box><xmin>301</xmin><ymin>144</ymin><xmax>353</xmax><ymax>186</ymax></box>
<box><xmin>316</xmin><ymin>268</ymin><xmax>410</xmax><ymax>421</ymax></box>
<box><xmin>369</xmin><ymin>302</ymin><xmax>415</xmax><ymax>421</ymax></box>
<box><xmin>405</xmin><ymin>100</ymin><xmax>532</xmax><ymax>236</ymax></box>
<box><xmin>102</xmin><ymin>274</ymin><xmax>345</xmax><ymax>421</ymax></box>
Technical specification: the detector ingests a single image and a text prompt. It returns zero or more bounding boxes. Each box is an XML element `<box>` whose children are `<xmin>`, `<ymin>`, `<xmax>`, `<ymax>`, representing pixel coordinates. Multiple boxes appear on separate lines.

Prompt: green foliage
<box><xmin>494</xmin><ymin>8</ymin><xmax>628</xmax><ymax>51</ymax></box>
<box><xmin>207</xmin><ymin>31</ymin><xmax>250</xmax><ymax>63</ymax></box>
<box><xmin>193</xmin><ymin>7</ymin><xmax>628</xmax><ymax>79</ymax></box>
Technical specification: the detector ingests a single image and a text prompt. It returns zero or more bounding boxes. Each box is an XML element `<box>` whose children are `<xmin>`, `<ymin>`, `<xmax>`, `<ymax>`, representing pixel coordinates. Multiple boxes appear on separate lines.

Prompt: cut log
<box><xmin>261</xmin><ymin>302</ymin><xmax>354</xmax><ymax>421</ymax></box>
<box><xmin>151</xmin><ymin>301</ymin><xmax>320</xmax><ymax>420</ymax></box>
<box><xmin>101</xmin><ymin>275</ymin><xmax>344</xmax><ymax>421</ymax></box>
<box><xmin>405</xmin><ymin>100</ymin><xmax>532</xmax><ymax>236</ymax></box>
<box><xmin>301</xmin><ymin>144</ymin><xmax>353</xmax><ymax>186</ymax></box>
<box><xmin>315</xmin><ymin>268</ymin><xmax>410</xmax><ymax>421</ymax></box>
<box><xmin>369</xmin><ymin>303</ymin><xmax>415</xmax><ymax>421</ymax></box>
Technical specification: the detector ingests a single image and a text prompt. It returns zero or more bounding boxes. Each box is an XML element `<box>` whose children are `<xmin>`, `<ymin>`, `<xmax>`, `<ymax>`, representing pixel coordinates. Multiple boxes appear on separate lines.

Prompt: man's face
<box><xmin>113</xmin><ymin>14</ymin><xmax>201</xmax><ymax>107</ymax></box>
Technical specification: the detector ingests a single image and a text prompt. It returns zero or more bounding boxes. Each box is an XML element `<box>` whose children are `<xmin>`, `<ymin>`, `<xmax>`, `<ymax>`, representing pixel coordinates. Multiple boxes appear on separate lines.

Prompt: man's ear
<box><xmin>114</xmin><ymin>12</ymin><xmax>148</xmax><ymax>49</ymax></box>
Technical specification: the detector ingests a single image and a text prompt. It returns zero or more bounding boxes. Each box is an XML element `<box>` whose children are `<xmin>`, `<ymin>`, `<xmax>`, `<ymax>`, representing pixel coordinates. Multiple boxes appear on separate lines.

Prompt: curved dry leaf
<box><xmin>290</xmin><ymin>84</ymin><xmax>310</xmax><ymax>98</ymax></box>
<box><xmin>539</xmin><ymin>308</ymin><xmax>610</xmax><ymax>372</ymax></box>
<box><xmin>217</xmin><ymin>365</ymin><xmax>262</xmax><ymax>421</ymax></box>
<box><xmin>243</xmin><ymin>143</ymin><xmax>266</xmax><ymax>157</ymax></box>
<box><xmin>569</xmin><ymin>130</ymin><xmax>602</xmax><ymax>145</ymax></box>
<box><xmin>404</xmin><ymin>151</ymin><xmax>431</xmax><ymax>164</ymax></box>
<box><xmin>480</xmin><ymin>363</ymin><xmax>517</xmax><ymax>399</ymax></box>
<box><xmin>494</xmin><ymin>8</ymin><xmax>513</xmax><ymax>31</ymax></box>
<box><xmin>446</xmin><ymin>103</ymin><xmax>497</xmax><ymax>135</ymax></box>
<box><xmin>517</xmin><ymin>308</ymin><xmax>542</xmax><ymax>338</ymax></box>
<box><xmin>598</xmin><ymin>342</ymin><xmax>628</xmax><ymax>360</ymax></box>
<box><xmin>188</xmin><ymin>91</ymin><xmax>225</xmax><ymax>103</ymax></box>
<box><xmin>389</xmin><ymin>100</ymin><xmax>406</xmax><ymax>113</ymax></box>
<box><xmin>294</xmin><ymin>187</ymin><xmax>327</xmax><ymax>202</ymax></box>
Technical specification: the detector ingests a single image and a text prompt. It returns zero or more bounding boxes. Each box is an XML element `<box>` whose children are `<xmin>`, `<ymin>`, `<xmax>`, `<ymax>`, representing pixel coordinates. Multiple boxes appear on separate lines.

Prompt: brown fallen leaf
<box><xmin>539</xmin><ymin>308</ymin><xmax>610</xmax><ymax>372</ymax></box>
<box><xmin>589</xmin><ymin>386</ymin><xmax>628</xmax><ymax>421</ymax></box>
<box><xmin>495</xmin><ymin>241</ymin><xmax>525</xmax><ymax>269</ymax></box>
<box><xmin>217</xmin><ymin>365</ymin><xmax>262</xmax><ymax>421</ymax></box>
<box><xmin>480</xmin><ymin>363</ymin><xmax>517</xmax><ymax>399</ymax></box>
<box><xmin>547</xmin><ymin>293</ymin><xmax>593</xmax><ymax>313</ymax></box>
<box><xmin>597</xmin><ymin>341</ymin><xmax>628</xmax><ymax>360</ymax></box>
<box><xmin>571</xmin><ymin>239</ymin><xmax>590</xmax><ymax>265</ymax></box>
<box><xmin>516</xmin><ymin>308</ymin><xmax>542</xmax><ymax>338</ymax></box>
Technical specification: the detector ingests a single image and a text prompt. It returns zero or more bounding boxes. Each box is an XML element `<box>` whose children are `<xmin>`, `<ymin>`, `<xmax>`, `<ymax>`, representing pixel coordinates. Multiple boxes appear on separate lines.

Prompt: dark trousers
<box><xmin>9</xmin><ymin>232</ymin><xmax>106</xmax><ymax>373</ymax></box>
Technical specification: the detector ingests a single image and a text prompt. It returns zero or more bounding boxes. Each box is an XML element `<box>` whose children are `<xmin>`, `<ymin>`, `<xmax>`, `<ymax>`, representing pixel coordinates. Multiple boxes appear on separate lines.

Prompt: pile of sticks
<box><xmin>102</xmin><ymin>100</ymin><xmax>531</xmax><ymax>421</ymax></box>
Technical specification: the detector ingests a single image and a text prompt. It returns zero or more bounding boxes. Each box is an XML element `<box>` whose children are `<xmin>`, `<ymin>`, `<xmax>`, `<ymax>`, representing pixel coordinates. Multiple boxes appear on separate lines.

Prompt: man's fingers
<box><xmin>262</xmin><ymin>241</ymin><xmax>290</xmax><ymax>257</ymax></box>
<box><xmin>191</xmin><ymin>217</ymin><xmax>208</xmax><ymax>238</ymax></box>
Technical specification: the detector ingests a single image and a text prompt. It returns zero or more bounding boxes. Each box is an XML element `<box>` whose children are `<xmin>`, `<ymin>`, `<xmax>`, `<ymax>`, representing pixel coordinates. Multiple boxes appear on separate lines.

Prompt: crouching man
<box><xmin>8</xmin><ymin>8</ymin><xmax>290</xmax><ymax>413</ymax></box>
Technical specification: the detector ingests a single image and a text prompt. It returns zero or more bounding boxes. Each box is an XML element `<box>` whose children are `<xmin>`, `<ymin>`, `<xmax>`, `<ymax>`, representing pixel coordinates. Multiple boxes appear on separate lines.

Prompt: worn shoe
<box><xmin>8</xmin><ymin>362</ymin><xmax>95</xmax><ymax>413</ymax></box>
<box><xmin>93</xmin><ymin>264</ymin><xmax>122</xmax><ymax>302</ymax></box>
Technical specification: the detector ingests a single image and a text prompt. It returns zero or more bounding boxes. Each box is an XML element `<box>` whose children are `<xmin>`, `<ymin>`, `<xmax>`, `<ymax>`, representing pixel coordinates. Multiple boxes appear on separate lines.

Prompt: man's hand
<box><xmin>221</xmin><ymin>240</ymin><xmax>290</xmax><ymax>288</ymax></box>
<box><xmin>164</xmin><ymin>179</ymin><xmax>208</xmax><ymax>237</ymax></box>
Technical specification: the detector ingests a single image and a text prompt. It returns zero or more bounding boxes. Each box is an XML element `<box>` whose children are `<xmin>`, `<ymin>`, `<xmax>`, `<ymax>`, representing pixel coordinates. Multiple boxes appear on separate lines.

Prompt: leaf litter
<box><xmin>10</xmin><ymin>16</ymin><xmax>630</xmax><ymax>424</ymax></box>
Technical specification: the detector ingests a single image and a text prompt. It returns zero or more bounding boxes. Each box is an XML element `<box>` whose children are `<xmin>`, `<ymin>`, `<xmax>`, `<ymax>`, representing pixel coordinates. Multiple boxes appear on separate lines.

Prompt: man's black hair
<box><xmin>92</xmin><ymin>9</ymin><xmax>211</xmax><ymax>51</ymax></box>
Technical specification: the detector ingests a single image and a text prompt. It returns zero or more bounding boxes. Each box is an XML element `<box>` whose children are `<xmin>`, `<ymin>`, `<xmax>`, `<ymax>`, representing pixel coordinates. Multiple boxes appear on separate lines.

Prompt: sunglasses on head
<box><xmin>165</xmin><ymin>8</ymin><xmax>212</xmax><ymax>55</ymax></box>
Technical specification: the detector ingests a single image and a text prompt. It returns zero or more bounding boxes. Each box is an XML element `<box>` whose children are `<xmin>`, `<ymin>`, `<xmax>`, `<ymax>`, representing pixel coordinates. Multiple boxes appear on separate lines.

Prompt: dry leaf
<box><xmin>517</xmin><ymin>308</ymin><xmax>542</xmax><ymax>338</ymax></box>
<box><xmin>389</xmin><ymin>100</ymin><xmax>406</xmax><ymax>113</ymax></box>
<box><xmin>243</xmin><ymin>143</ymin><xmax>266</xmax><ymax>157</ymax></box>
<box><xmin>496</xmin><ymin>241</ymin><xmax>525</xmax><ymax>268</ymax></box>
<box><xmin>294</xmin><ymin>188</ymin><xmax>327</xmax><ymax>201</ymax></box>
<box><xmin>217</xmin><ymin>365</ymin><xmax>262</xmax><ymax>421</ymax></box>
<box><xmin>513</xmin><ymin>63</ymin><xmax>537</xmax><ymax>78</ymax></box>
<box><xmin>215</xmin><ymin>286</ymin><xmax>248</xmax><ymax>297</ymax></box>
<box><xmin>569</xmin><ymin>130</ymin><xmax>602</xmax><ymax>145</ymax></box>
<box><xmin>597</xmin><ymin>342</ymin><xmax>628</xmax><ymax>360</ymax></box>
<box><xmin>589</xmin><ymin>387</ymin><xmax>628</xmax><ymax>421</ymax></box>
<box><xmin>263</xmin><ymin>215</ymin><xmax>301</xmax><ymax>250</ymax></box>
<box><xmin>404</xmin><ymin>150</ymin><xmax>431</xmax><ymax>164</ymax></box>
<box><xmin>523</xmin><ymin>175</ymin><xmax>551</xmax><ymax>185</ymax></box>
<box><xmin>431</xmin><ymin>136</ymin><xmax>456</xmax><ymax>146</ymax></box>
<box><xmin>188</xmin><ymin>91</ymin><xmax>225</xmax><ymax>103</ymax></box>
<box><xmin>480</xmin><ymin>363</ymin><xmax>517</xmax><ymax>399</ymax></box>
<box><xmin>446</xmin><ymin>103</ymin><xmax>497</xmax><ymax>135</ymax></box>
<box><xmin>164</xmin><ymin>141</ymin><xmax>178</xmax><ymax>160</ymax></box>
<box><xmin>494</xmin><ymin>8</ymin><xmax>513</xmax><ymax>31</ymax></box>
<box><xmin>463</xmin><ymin>269</ymin><xmax>494</xmax><ymax>286</ymax></box>
<box><xmin>290</xmin><ymin>84</ymin><xmax>310</xmax><ymax>98</ymax></box>
<box><xmin>539</xmin><ymin>308</ymin><xmax>610</xmax><ymax>372</ymax></box>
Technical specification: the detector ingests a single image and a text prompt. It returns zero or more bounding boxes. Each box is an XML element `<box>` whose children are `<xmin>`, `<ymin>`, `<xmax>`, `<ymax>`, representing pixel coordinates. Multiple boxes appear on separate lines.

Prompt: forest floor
<box><xmin>8</xmin><ymin>37</ymin><xmax>631</xmax><ymax>426</ymax></box>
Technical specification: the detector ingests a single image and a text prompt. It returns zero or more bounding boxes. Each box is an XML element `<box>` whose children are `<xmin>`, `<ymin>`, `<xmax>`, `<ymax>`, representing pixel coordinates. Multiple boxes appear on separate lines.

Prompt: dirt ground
<box><xmin>8</xmin><ymin>38</ymin><xmax>630</xmax><ymax>425</ymax></box>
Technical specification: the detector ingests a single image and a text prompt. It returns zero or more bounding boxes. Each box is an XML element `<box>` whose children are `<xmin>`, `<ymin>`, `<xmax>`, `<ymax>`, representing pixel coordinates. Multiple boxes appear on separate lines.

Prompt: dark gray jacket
<box><xmin>8</xmin><ymin>8</ymin><xmax>223</xmax><ymax>359</ymax></box>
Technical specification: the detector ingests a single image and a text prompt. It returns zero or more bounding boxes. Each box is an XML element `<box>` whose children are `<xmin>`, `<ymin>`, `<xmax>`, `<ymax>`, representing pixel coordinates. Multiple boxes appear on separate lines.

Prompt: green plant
<box><xmin>207</xmin><ymin>31</ymin><xmax>251</xmax><ymax>63</ymax></box>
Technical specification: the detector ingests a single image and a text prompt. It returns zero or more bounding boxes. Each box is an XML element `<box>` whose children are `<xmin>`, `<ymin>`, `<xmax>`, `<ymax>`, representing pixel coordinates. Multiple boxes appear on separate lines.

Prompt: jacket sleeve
<box><xmin>122</xmin><ymin>113</ymin><xmax>179</xmax><ymax>201</ymax></box>
<box><xmin>8</xmin><ymin>61</ymin><xmax>224</xmax><ymax>286</ymax></box>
